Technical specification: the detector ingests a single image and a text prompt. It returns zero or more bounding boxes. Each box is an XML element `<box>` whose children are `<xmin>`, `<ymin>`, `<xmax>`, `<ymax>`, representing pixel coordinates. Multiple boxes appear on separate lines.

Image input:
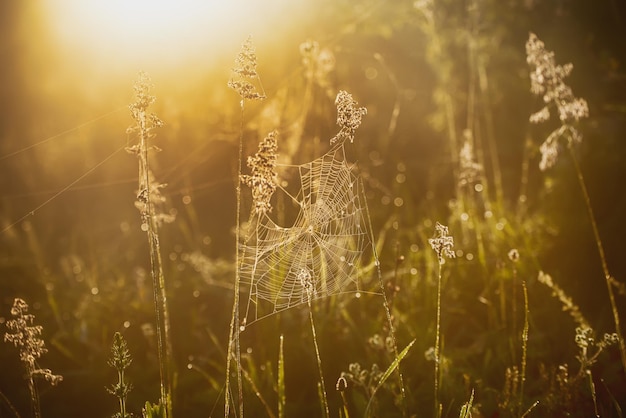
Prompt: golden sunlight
<box><xmin>42</xmin><ymin>0</ymin><xmax>302</xmax><ymax>70</ymax></box>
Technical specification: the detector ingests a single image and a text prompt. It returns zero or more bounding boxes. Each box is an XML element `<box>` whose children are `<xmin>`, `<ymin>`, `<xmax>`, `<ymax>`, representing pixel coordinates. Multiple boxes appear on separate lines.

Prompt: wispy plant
<box><xmin>126</xmin><ymin>71</ymin><xmax>173</xmax><ymax>417</ymax></box>
<box><xmin>527</xmin><ymin>32</ymin><xmax>626</xmax><ymax>373</ymax></box>
<box><xmin>4</xmin><ymin>298</ymin><xmax>62</xmax><ymax>418</ymax></box>
<box><xmin>226</xmin><ymin>34</ymin><xmax>266</xmax><ymax>418</ymax></box>
<box><xmin>107</xmin><ymin>332</ymin><xmax>133</xmax><ymax>418</ymax></box>
<box><xmin>428</xmin><ymin>222</ymin><xmax>455</xmax><ymax>418</ymax></box>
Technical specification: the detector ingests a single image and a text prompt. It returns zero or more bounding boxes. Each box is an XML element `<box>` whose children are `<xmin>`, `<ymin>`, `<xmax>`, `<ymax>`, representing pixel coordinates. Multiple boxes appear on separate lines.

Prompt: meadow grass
<box><xmin>1</xmin><ymin>5</ymin><xmax>625</xmax><ymax>418</ymax></box>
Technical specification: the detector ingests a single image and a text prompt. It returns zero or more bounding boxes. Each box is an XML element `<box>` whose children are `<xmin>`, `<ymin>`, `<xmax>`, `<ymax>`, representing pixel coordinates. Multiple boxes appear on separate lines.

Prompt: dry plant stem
<box><xmin>27</xmin><ymin>370</ymin><xmax>41</xmax><ymax>418</ymax></box>
<box><xmin>278</xmin><ymin>335</ymin><xmax>286</xmax><ymax>418</ymax></box>
<box><xmin>518</xmin><ymin>280</ymin><xmax>529</xmax><ymax>418</ymax></box>
<box><xmin>307</xmin><ymin>298</ymin><xmax>329</xmax><ymax>418</ymax></box>
<box><xmin>568</xmin><ymin>146</ymin><xmax>626</xmax><ymax>372</ymax></box>
<box><xmin>588</xmin><ymin>372</ymin><xmax>599</xmax><ymax>418</ymax></box>
<box><xmin>0</xmin><ymin>390</ymin><xmax>21</xmax><ymax>418</ymax></box>
<box><xmin>139</xmin><ymin>119</ymin><xmax>174</xmax><ymax>417</ymax></box>
<box><xmin>520</xmin><ymin>401</ymin><xmax>539</xmax><ymax>418</ymax></box>
<box><xmin>434</xmin><ymin>262</ymin><xmax>443</xmax><ymax>418</ymax></box>
<box><xmin>225</xmin><ymin>104</ymin><xmax>246</xmax><ymax>418</ymax></box>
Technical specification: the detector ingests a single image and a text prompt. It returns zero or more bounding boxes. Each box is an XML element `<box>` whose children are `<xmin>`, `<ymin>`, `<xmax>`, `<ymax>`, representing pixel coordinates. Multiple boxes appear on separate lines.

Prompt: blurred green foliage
<box><xmin>1</xmin><ymin>0</ymin><xmax>626</xmax><ymax>417</ymax></box>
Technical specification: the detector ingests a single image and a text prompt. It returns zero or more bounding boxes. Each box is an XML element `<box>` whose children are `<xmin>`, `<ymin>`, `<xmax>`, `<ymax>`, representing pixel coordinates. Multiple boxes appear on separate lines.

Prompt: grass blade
<box><xmin>278</xmin><ymin>335</ymin><xmax>286</xmax><ymax>418</ymax></box>
<box><xmin>365</xmin><ymin>338</ymin><xmax>416</xmax><ymax>416</ymax></box>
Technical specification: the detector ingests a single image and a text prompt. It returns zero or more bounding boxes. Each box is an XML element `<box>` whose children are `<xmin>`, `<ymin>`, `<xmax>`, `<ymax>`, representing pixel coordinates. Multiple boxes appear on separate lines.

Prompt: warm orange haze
<box><xmin>1</xmin><ymin>1</ymin><xmax>626</xmax><ymax>417</ymax></box>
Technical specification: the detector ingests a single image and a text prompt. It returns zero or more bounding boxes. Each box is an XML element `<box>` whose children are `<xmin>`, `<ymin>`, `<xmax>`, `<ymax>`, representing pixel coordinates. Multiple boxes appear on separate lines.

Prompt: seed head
<box><xmin>4</xmin><ymin>298</ymin><xmax>62</xmax><ymax>386</ymax></box>
<box><xmin>228</xmin><ymin>36</ymin><xmax>266</xmax><ymax>101</ymax></box>
<box><xmin>330</xmin><ymin>90</ymin><xmax>367</xmax><ymax>145</ymax></box>
<box><xmin>428</xmin><ymin>222</ymin><xmax>455</xmax><ymax>264</ymax></box>
<box><xmin>526</xmin><ymin>33</ymin><xmax>589</xmax><ymax>170</ymax></box>
<box><xmin>241</xmin><ymin>131</ymin><xmax>279</xmax><ymax>215</ymax></box>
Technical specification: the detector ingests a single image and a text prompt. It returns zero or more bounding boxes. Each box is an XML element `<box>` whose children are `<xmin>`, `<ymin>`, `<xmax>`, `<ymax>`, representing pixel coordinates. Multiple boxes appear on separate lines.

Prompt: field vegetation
<box><xmin>1</xmin><ymin>1</ymin><xmax>626</xmax><ymax>417</ymax></box>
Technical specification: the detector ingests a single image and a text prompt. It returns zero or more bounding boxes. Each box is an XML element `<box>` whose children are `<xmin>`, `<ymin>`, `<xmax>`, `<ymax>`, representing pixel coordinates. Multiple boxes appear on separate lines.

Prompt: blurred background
<box><xmin>1</xmin><ymin>0</ymin><xmax>626</xmax><ymax>416</ymax></box>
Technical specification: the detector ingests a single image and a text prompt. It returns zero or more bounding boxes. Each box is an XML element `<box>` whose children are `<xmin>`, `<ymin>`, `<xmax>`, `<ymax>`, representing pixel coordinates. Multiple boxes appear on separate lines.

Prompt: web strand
<box><xmin>1</xmin><ymin>144</ymin><xmax>127</xmax><ymax>234</ymax></box>
<box><xmin>0</xmin><ymin>107</ymin><xmax>126</xmax><ymax>161</ymax></box>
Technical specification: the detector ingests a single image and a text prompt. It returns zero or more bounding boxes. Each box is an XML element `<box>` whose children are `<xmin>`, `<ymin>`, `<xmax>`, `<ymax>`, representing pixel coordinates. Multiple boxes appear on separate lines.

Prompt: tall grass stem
<box><xmin>307</xmin><ymin>298</ymin><xmax>329</xmax><ymax>418</ymax></box>
<box><xmin>568</xmin><ymin>146</ymin><xmax>626</xmax><ymax>373</ymax></box>
<box><xmin>225</xmin><ymin>103</ymin><xmax>246</xmax><ymax>418</ymax></box>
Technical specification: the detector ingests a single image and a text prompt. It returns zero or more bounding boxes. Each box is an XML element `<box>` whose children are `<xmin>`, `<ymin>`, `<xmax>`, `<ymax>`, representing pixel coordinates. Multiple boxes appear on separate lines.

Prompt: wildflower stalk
<box><xmin>568</xmin><ymin>146</ymin><xmax>626</xmax><ymax>372</ymax></box>
<box><xmin>225</xmin><ymin>35</ymin><xmax>265</xmax><ymax>418</ymax></box>
<box><xmin>224</xmin><ymin>99</ymin><xmax>245</xmax><ymax>418</ymax></box>
<box><xmin>127</xmin><ymin>72</ymin><xmax>173</xmax><ymax>416</ymax></box>
<box><xmin>4</xmin><ymin>298</ymin><xmax>62</xmax><ymax>418</ymax></box>
<box><xmin>525</xmin><ymin>33</ymin><xmax>626</xmax><ymax>373</ymax></box>
<box><xmin>429</xmin><ymin>223</ymin><xmax>455</xmax><ymax>418</ymax></box>
<box><xmin>107</xmin><ymin>332</ymin><xmax>133</xmax><ymax>418</ymax></box>
<box><xmin>433</xmin><ymin>262</ymin><xmax>443</xmax><ymax>418</ymax></box>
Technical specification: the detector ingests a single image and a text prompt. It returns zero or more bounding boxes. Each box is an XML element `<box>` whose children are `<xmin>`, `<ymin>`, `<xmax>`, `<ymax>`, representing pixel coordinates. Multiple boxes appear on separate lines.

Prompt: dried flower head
<box><xmin>526</xmin><ymin>33</ymin><xmax>588</xmax><ymax>171</ymax></box>
<box><xmin>127</xmin><ymin>72</ymin><xmax>164</xmax><ymax>136</ymax></box>
<box><xmin>330</xmin><ymin>90</ymin><xmax>367</xmax><ymax>145</ymax></box>
<box><xmin>241</xmin><ymin>130</ymin><xmax>279</xmax><ymax>215</ymax></box>
<box><xmin>428</xmin><ymin>222</ymin><xmax>456</xmax><ymax>264</ymax></box>
<box><xmin>228</xmin><ymin>36</ymin><xmax>266</xmax><ymax>102</ymax></box>
<box><xmin>4</xmin><ymin>298</ymin><xmax>63</xmax><ymax>386</ymax></box>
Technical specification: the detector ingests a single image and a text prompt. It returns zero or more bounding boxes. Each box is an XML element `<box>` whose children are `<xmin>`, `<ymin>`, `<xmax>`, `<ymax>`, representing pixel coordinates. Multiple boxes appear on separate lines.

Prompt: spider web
<box><xmin>240</xmin><ymin>144</ymin><xmax>374</xmax><ymax>325</ymax></box>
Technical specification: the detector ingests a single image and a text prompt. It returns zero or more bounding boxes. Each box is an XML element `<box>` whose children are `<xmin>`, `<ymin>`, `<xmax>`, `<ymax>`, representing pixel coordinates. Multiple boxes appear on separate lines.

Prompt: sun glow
<box><xmin>43</xmin><ymin>0</ymin><xmax>301</xmax><ymax>70</ymax></box>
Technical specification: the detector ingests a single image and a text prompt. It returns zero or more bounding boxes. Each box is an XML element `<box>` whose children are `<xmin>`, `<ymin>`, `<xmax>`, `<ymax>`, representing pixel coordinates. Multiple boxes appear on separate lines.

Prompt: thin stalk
<box><xmin>225</xmin><ymin>103</ymin><xmax>246</xmax><ymax>418</ymax></box>
<box><xmin>588</xmin><ymin>371</ymin><xmax>599</xmax><ymax>418</ymax></box>
<box><xmin>27</xmin><ymin>369</ymin><xmax>41</xmax><ymax>418</ymax></box>
<box><xmin>139</xmin><ymin>112</ymin><xmax>173</xmax><ymax>416</ymax></box>
<box><xmin>434</xmin><ymin>262</ymin><xmax>443</xmax><ymax>418</ymax></box>
<box><xmin>517</xmin><ymin>280</ymin><xmax>529</xmax><ymax>418</ymax></box>
<box><xmin>117</xmin><ymin>368</ymin><xmax>127</xmax><ymax>418</ymax></box>
<box><xmin>307</xmin><ymin>298</ymin><xmax>329</xmax><ymax>418</ymax></box>
<box><xmin>278</xmin><ymin>335</ymin><xmax>286</xmax><ymax>418</ymax></box>
<box><xmin>0</xmin><ymin>390</ymin><xmax>22</xmax><ymax>418</ymax></box>
<box><xmin>569</xmin><ymin>146</ymin><xmax>626</xmax><ymax>373</ymax></box>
